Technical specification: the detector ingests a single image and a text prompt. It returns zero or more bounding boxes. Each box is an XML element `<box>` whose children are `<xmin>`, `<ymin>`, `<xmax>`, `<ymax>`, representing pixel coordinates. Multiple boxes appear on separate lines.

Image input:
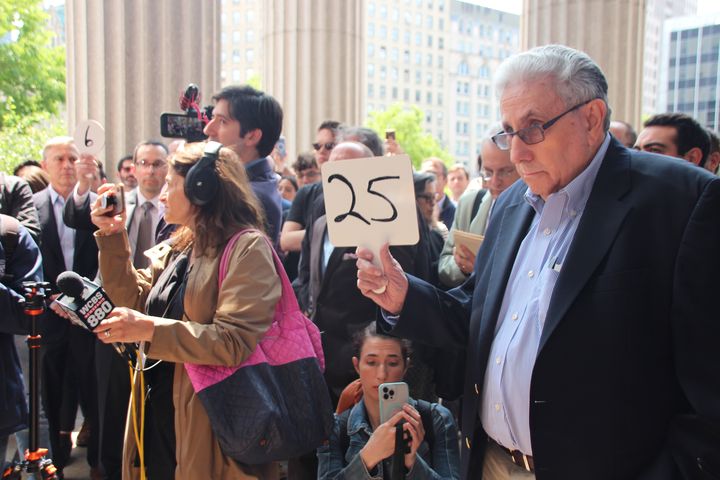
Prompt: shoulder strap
<box><xmin>338</xmin><ymin>409</ymin><xmax>352</xmax><ymax>457</ymax></box>
<box><xmin>414</xmin><ymin>399</ymin><xmax>435</xmax><ymax>447</ymax></box>
<box><xmin>470</xmin><ymin>189</ymin><xmax>488</xmax><ymax>220</ymax></box>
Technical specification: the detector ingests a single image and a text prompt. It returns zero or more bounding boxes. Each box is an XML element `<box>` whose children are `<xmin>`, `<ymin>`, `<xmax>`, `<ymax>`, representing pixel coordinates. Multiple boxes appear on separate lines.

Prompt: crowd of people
<box><xmin>1</xmin><ymin>44</ymin><xmax>719</xmax><ymax>480</ymax></box>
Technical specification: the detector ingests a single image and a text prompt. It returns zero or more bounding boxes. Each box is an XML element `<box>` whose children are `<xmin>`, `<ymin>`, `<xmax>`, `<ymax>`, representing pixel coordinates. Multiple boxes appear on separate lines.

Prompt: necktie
<box><xmin>133</xmin><ymin>202</ymin><xmax>154</xmax><ymax>269</ymax></box>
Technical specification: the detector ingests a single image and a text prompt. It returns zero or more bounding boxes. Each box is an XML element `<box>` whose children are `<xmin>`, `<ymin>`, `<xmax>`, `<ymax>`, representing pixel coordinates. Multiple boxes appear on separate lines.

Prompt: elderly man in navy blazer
<box><xmin>356</xmin><ymin>45</ymin><xmax>720</xmax><ymax>480</ymax></box>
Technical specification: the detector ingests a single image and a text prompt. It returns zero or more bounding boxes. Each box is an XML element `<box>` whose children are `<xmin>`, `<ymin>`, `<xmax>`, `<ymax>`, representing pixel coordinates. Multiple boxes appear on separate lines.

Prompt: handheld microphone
<box><xmin>55</xmin><ymin>271</ymin><xmax>136</xmax><ymax>363</ymax></box>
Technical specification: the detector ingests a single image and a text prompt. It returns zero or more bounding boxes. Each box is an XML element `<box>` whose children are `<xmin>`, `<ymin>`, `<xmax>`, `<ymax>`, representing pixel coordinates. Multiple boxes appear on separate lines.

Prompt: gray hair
<box><xmin>336</xmin><ymin>127</ymin><xmax>384</xmax><ymax>157</ymax></box>
<box><xmin>494</xmin><ymin>45</ymin><xmax>611</xmax><ymax>131</ymax></box>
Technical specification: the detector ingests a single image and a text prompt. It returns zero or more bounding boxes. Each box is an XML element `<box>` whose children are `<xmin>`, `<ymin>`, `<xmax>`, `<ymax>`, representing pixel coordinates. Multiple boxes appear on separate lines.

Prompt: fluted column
<box><xmin>522</xmin><ymin>0</ymin><xmax>645</xmax><ymax>127</ymax></box>
<box><xmin>66</xmin><ymin>0</ymin><xmax>220</xmax><ymax>177</ymax></box>
<box><xmin>263</xmin><ymin>0</ymin><xmax>365</xmax><ymax>160</ymax></box>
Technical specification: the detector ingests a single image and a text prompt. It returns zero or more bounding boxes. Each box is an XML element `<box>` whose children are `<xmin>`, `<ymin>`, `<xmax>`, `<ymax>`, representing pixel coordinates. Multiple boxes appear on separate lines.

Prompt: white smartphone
<box><xmin>378</xmin><ymin>381</ymin><xmax>409</xmax><ymax>424</ymax></box>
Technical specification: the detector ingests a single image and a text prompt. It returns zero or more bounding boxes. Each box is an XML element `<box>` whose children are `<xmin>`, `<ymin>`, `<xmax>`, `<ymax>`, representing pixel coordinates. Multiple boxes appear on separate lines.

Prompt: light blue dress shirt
<box><xmin>480</xmin><ymin>134</ymin><xmax>611</xmax><ymax>455</ymax></box>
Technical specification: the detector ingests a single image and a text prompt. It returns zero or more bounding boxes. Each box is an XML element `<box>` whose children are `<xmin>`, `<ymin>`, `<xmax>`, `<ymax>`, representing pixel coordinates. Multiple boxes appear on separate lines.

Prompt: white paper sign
<box><xmin>322</xmin><ymin>154</ymin><xmax>419</xmax><ymax>261</ymax></box>
<box><xmin>73</xmin><ymin>120</ymin><xmax>105</xmax><ymax>156</ymax></box>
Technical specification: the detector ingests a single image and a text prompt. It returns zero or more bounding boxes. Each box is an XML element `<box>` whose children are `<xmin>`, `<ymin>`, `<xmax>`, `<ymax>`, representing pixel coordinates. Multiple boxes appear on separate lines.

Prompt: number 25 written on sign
<box><xmin>328</xmin><ymin>174</ymin><xmax>400</xmax><ymax>226</ymax></box>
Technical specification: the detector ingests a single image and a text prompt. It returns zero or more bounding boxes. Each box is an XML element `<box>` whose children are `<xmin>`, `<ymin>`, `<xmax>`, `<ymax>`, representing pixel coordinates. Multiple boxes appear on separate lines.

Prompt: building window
<box><xmin>245</xmin><ymin>30</ymin><xmax>254</xmax><ymax>42</ymax></box>
<box><xmin>246</xmin><ymin>49</ymin><xmax>254</xmax><ymax>62</ymax></box>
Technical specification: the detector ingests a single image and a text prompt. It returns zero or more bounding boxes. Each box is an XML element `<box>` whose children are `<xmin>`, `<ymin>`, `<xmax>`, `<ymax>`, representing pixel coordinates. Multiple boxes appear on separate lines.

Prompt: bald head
<box><xmin>609</xmin><ymin>121</ymin><xmax>636</xmax><ymax>148</ymax></box>
<box><xmin>328</xmin><ymin>141</ymin><xmax>374</xmax><ymax>162</ymax></box>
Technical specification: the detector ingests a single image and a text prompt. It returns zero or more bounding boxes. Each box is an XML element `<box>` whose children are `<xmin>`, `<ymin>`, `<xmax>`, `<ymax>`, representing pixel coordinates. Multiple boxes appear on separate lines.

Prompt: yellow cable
<box><xmin>129</xmin><ymin>356</ymin><xmax>147</xmax><ymax>480</ymax></box>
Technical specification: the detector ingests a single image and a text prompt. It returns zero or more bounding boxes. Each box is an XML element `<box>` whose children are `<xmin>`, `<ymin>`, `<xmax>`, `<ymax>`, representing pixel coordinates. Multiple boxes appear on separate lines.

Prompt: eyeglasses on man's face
<box><xmin>416</xmin><ymin>192</ymin><xmax>438</xmax><ymax>203</ymax></box>
<box><xmin>491</xmin><ymin>99</ymin><xmax>595</xmax><ymax>151</ymax></box>
<box><xmin>479</xmin><ymin>167</ymin><xmax>517</xmax><ymax>182</ymax></box>
<box><xmin>135</xmin><ymin>159</ymin><xmax>168</xmax><ymax>170</ymax></box>
<box><xmin>297</xmin><ymin>169</ymin><xmax>320</xmax><ymax>180</ymax></box>
<box><xmin>312</xmin><ymin>142</ymin><xmax>335</xmax><ymax>152</ymax></box>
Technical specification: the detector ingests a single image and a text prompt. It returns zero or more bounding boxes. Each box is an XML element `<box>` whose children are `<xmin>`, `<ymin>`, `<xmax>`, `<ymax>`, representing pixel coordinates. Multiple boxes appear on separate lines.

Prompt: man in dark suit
<box><xmin>421</xmin><ymin>157</ymin><xmax>456</xmax><ymax>228</ymax></box>
<box><xmin>34</xmin><ymin>136</ymin><xmax>100</xmax><ymax>479</ymax></box>
<box><xmin>356</xmin><ymin>45</ymin><xmax>720</xmax><ymax>480</ymax></box>
<box><xmin>203</xmin><ymin>85</ymin><xmax>283</xmax><ymax>248</ymax></box>
<box><xmin>63</xmin><ymin>141</ymin><xmax>168</xmax><ymax>480</ymax></box>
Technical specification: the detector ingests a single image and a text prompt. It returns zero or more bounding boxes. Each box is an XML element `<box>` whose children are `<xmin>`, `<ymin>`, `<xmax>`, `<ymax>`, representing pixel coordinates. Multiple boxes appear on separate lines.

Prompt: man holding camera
<box><xmin>33</xmin><ymin>136</ymin><xmax>101</xmax><ymax>479</ymax></box>
<box><xmin>203</xmin><ymin>85</ymin><xmax>283</xmax><ymax>248</ymax></box>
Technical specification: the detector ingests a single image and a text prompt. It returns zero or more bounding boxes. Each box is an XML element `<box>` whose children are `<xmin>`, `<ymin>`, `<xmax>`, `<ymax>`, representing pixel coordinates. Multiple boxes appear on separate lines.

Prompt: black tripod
<box><xmin>2</xmin><ymin>282</ymin><xmax>58</xmax><ymax>480</ymax></box>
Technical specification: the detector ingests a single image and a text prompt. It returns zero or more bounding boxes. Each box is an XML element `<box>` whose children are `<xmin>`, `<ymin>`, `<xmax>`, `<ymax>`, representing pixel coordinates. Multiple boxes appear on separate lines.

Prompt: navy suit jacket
<box><xmin>246</xmin><ymin>157</ymin><xmax>282</xmax><ymax>249</ymax></box>
<box><xmin>390</xmin><ymin>139</ymin><xmax>720</xmax><ymax>480</ymax></box>
<box><xmin>439</xmin><ymin>195</ymin><xmax>456</xmax><ymax>229</ymax></box>
<box><xmin>33</xmin><ymin>187</ymin><xmax>99</xmax><ymax>343</ymax></box>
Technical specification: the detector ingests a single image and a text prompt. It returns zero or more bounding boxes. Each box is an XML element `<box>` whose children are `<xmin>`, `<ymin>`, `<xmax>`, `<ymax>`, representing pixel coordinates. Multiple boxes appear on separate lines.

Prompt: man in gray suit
<box><xmin>439</xmin><ymin>133</ymin><xmax>519</xmax><ymax>288</ymax></box>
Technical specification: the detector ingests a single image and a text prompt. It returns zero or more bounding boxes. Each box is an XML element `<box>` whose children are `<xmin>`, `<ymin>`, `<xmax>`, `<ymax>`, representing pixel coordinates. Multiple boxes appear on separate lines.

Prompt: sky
<box><xmin>466</xmin><ymin>0</ymin><xmax>720</xmax><ymax>16</ymax></box>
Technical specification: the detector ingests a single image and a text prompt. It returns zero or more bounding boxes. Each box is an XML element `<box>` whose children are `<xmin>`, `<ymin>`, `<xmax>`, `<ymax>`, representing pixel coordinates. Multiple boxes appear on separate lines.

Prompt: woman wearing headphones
<box><xmin>90</xmin><ymin>142</ymin><xmax>281</xmax><ymax>480</ymax></box>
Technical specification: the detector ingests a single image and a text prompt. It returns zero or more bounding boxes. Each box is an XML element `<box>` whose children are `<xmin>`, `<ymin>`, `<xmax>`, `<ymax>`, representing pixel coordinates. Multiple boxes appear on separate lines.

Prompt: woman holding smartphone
<box><xmin>317</xmin><ymin>324</ymin><xmax>460</xmax><ymax>480</ymax></box>
<box><xmin>90</xmin><ymin>142</ymin><xmax>281</xmax><ymax>480</ymax></box>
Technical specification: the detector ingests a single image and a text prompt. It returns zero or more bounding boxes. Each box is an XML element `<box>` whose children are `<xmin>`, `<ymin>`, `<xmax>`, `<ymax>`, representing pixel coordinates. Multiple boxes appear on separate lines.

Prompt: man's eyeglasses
<box><xmin>297</xmin><ymin>169</ymin><xmax>320</xmax><ymax>180</ymax></box>
<box><xmin>479</xmin><ymin>167</ymin><xmax>517</xmax><ymax>182</ymax></box>
<box><xmin>135</xmin><ymin>159</ymin><xmax>167</xmax><ymax>170</ymax></box>
<box><xmin>416</xmin><ymin>193</ymin><xmax>438</xmax><ymax>203</ymax></box>
<box><xmin>491</xmin><ymin>99</ymin><xmax>595</xmax><ymax>151</ymax></box>
<box><xmin>312</xmin><ymin>142</ymin><xmax>335</xmax><ymax>152</ymax></box>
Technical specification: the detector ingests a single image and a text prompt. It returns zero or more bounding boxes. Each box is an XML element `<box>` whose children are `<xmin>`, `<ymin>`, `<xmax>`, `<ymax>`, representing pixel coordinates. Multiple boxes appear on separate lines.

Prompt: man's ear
<box><xmin>242</xmin><ymin>128</ymin><xmax>263</xmax><ymax>149</ymax></box>
<box><xmin>585</xmin><ymin>99</ymin><xmax>607</xmax><ymax>144</ymax></box>
<box><xmin>682</xmin><ymin>147</ymin><xmax>703</xmax><ymax>166</ymax></box>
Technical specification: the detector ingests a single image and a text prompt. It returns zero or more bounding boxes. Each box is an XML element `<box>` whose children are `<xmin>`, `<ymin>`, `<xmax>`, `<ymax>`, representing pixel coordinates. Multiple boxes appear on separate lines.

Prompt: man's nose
<box><xmin>510</xmin><ymin>135</ymin><xmax>531</xmax><ymax>164</ymax></box>
<box><xmin>203</xmin><ymin>119</ymin><xmax>216</xmax><ymax>137</ymax></box>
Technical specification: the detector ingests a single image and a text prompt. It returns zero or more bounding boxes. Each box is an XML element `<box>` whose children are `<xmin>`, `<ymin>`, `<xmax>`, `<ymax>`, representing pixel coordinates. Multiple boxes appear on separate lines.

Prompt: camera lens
<box><xmin>383</xmin><ymin>387</ymin><xmax>388</xmax><ymax>393</ymax></box>
<box><xmin>383</xmin><ymin>394</ymin><xmax>389</xmax><ymax>399</ymax></box>
<box><xmin>389</xmin><ymin>390</ymin><xmax>395</xmax><ymax>396</ymax></box>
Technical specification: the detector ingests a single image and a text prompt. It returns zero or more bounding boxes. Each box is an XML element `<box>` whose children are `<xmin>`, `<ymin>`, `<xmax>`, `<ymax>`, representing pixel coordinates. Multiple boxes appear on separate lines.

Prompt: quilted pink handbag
<box><xmin>184</xmin><ymin>229</ymin><xmax>333</xmax><ymax>464</ymax></box>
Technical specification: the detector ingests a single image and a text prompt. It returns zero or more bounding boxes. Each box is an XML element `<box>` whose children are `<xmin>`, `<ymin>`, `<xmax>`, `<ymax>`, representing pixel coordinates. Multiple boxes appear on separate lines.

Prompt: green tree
<box><xmin>0</xmin><ymin>0</ymin><xmax>66</xmax><ymax>130</ymax></box>
<box><xmin>0</xmin><ymin>111</ymin><xmax>67</xmax><ymax>173</ymax></box>
<box><xmin>365</xmin><ymin>103</ymin><xmax>451</xmax><ymax>168</ymax></box>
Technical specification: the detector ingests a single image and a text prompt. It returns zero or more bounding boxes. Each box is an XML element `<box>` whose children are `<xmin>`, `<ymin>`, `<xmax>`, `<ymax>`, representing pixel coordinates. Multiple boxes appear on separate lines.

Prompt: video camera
<box><xmin>160</xmin><ymin>83</ymin><xmax>214</xmax><ymax>142</ymax></box>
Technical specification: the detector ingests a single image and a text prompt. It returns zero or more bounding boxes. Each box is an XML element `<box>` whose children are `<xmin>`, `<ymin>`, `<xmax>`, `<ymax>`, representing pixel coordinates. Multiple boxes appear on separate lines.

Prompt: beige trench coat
<box><xmin>96</xmin><ymin>230</ymin><xmax>281</xmax><ymax>480</ymax></box>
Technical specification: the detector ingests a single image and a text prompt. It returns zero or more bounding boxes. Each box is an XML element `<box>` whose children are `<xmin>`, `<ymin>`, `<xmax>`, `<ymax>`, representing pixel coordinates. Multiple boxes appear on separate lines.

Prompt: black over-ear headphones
<box><xmin>185</xmin><ymin>141</ymin><xmax>223</xmax><ymax>206</ymax></box>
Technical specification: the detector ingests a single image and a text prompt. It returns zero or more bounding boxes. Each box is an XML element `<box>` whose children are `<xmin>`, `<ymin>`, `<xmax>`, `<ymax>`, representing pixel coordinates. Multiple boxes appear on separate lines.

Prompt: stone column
<box><xmin>522</xmin><ymin>0</ymin><xmax>645</xmax><ymax>128</ymax></box>
<box><xmin>66</xmin><ymin>0</ymin><xmax>220</xmax><ymax>178</ymax></box>
<box><xmin>263</xmin><ymin>0</ymin><xmax>365</xmax><ymax>161</ymax></box>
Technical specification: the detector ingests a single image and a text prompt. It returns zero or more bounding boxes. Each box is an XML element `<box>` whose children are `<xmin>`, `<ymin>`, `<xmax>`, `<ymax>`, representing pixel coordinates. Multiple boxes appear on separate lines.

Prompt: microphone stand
<box><xmin>2</xmin><ymin>282</ymin><xmax>58</xmax><ymax>480</ymax></box>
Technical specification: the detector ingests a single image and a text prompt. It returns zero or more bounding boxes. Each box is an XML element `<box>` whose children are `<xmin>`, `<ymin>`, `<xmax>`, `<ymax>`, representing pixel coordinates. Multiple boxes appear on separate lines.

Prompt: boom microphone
<box><xmin>55</xmin><ymin>271</ymin><xmax>136</xmax><ymax>363</ymax></box>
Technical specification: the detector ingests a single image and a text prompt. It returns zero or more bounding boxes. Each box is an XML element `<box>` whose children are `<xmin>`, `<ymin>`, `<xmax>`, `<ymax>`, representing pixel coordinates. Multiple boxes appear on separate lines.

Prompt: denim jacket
<box><xmin>317</xmin><ymin>398</ymin><xmax>460</xmax><ymax>480</ymax></box>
